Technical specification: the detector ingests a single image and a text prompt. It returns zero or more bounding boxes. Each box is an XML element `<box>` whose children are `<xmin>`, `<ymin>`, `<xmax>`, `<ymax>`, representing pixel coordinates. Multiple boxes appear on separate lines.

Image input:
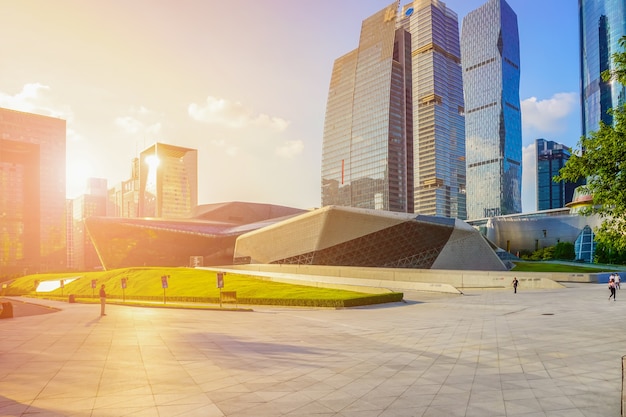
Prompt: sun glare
<box><xmin>66</xmin><ymin>160</ymin><xmax>94</xmax><ymax>198</ymax></box>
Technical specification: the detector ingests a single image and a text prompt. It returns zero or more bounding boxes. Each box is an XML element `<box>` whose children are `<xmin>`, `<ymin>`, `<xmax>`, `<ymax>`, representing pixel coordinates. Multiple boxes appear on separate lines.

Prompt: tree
<box><xmin>553</xmin><ymin>242</ymin><xmax>575</xmax><ymax>261</ymax></box>
<box><xmin>555</xmin><ymin>36</ymin><xmax>626</xmax><ymax>253</ymax></box>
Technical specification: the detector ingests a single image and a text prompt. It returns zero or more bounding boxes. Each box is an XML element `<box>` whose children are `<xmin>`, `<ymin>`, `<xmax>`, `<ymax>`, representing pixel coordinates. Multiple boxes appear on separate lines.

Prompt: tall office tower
<box><xmin>398</xmin><ymin>0</ymin><xmax>466</xmax><ymax>219</ymax></box>
<box><xmin>461</xmin><ymin>0</ymin><xmax>522</xmax><ymax>220</ymax></box>
<box><xmin>108</xmin><ymin>157</ymin><xmax>140</xmax><ymax>217</ymax></box>
<box><xmin>536</xmin><ymin>139</ymin><xmax>585</xmax><ymax>211</ymax></box>
<box><xmin>580</xmin><ymin>0</ymin><xmax>626</xmax><ymax>136</ymax></box>
<box><xmin>138</xmin><ymin>143</ymin><xmax>197</xmax><ymax>218</ymax></box>
<box><xmin>68</xmin><ymin>178</ymin><xmax>107</xmax><ymax>271</ymax></box>
<box><xmin>0</xmin><ymin>107</ymin><xmax>66</xmax><ymax>276</ymax></box>
<box><xmin>321</xmin><ymin>1</ymin><xmax>415</xmax><ymax>213</ymax></box>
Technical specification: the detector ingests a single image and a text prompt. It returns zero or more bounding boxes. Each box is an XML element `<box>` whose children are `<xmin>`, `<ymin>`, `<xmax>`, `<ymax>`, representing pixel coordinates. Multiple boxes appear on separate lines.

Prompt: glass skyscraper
<box><xmin>321</xmin><ymin>1</ymin><xmax>413</xmax><ymax>213</ymax></box>
<box><xmin>399</xmin><ymin>0</ymin><xmax>466</xmax><ymax>219</ymax></box>
<box><xmin>461</xmin><ymin>0</ymin><xmax>522</xmax><ymax>220</ymax></box>
<box><xmin>579</xmin><ymin>0</ymin><xmax>626</xmax><ymax>136</ymax></box>
<box><xmin>536</xmin><ymin>138</ymin><xmax>585</xmax><ymax>211</ymax></box>
<box><xmin>321</xmin><ymin>0</ymin><xmax>465</xmax><ymax>218</ymax></box>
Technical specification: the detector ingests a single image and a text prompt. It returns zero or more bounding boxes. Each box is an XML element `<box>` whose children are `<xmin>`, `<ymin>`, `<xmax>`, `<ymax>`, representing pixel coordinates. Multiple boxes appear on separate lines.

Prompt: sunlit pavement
<box><xmin>0</xmin><ymin>283</ymin><xmax>623</xmax><ymax>417</ymax></box>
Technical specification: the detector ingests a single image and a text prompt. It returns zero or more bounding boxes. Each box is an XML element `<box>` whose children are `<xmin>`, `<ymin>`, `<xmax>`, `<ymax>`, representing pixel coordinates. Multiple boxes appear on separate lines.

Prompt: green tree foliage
<box><xmin>553</xmin><ymin>242</ymin><xmax>575</xmax><ymax>261</ymax></box>
<box><xmin>594</xmin><ymin>241</ymin><xmax>626</xmax><ymax>265</ymax></box>
<box><xmin>555</xmin><ymin>36</ymin><xmax>626</xmax><ymax>253</ymax></box>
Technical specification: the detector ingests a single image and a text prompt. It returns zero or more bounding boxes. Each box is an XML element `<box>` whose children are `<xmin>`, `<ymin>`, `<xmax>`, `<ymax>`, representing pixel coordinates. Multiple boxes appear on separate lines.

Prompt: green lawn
<box><xmin>4</xmin><ymin>267</ymin><xmax>403</xmax><ymax>308</ymax></box>
<box><xmin>511</xmin><ymin>261</ymin><xmax>617</xmax><ymax>273</ymax></box>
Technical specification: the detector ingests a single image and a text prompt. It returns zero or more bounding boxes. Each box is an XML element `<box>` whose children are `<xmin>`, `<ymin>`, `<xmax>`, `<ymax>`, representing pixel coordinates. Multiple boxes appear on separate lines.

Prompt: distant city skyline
<box><xmin>0</xmin><ymin>0</ymin><xmax>581</xmax><ymax>212</ymax></box>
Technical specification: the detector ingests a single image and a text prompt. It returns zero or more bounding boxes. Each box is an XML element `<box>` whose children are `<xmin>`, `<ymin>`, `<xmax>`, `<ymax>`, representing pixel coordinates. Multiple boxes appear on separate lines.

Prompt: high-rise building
<box><xmin>398</xmin><ymin>0</ymin><xmax>466</xmax><ymax>219</ymax></box>
<box><xmin>321</xmin><ymin>1</ymin><xmax>465</xmax><ymax>218</ymax></box>
<box><xmin>138</xmin><ymin>143</ymin><xmax>198</xmax><ymax>218</ymax></box>
<box><xmin>580</xmin><ymin>0</ymin><xmax>626</xmax><ymax>137</ymax></box>
<box><xmin>108</xmin><ymin>157</ymin><xmax>140</xmax><ymax>218</ymax></box>
<box><xmin>321</xmin><ymin>1</ymin><xmax>414</xmax><ymax>213</ymax></box>
<box><xmin>461</xmin><ymin>0</ymin><xmax>522</xmax><ymax>220</ymax></box>
<box><xmin>68</xmin><ymin>178</ymin><xmax>107</xmax><ymax>271</ymax></box>
<box><xmin>0</xmin><ymin>107</ymin><xmax>66</xmax><ymax>276</ymax></box>
<box><xmin>536</xmin><ymin>139</ymin><xmax>584</xmax><ymax>211</ymax></box>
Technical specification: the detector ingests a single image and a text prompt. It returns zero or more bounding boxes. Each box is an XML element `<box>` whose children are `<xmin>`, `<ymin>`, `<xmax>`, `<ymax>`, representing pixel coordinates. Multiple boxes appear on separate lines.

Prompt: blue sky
<box><xmin>0</xmin><ymin>0</ymin><xmax>580</xmax><ymax>213</ymax></box>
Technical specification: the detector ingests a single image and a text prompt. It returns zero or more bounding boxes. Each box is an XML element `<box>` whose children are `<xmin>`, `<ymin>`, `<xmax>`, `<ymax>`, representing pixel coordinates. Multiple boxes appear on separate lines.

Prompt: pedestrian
<box><xmin>609</xmin><ymin>277</ymin><xmax>616</xmax><ymax>301</ymax></box>
<box><xmin>99</xmin><ymin>284</ymin><xmax>107</xmax><ymax>316</ymax></box>
<box><xmin>512</xmin><ymin>277</ymin><xmax>519</xmax><ymax>294</ymax></box>
<box><xmin>615</xmin><ymin>274</ymin><xmax>621</xmax><ymax>290</ymax></box>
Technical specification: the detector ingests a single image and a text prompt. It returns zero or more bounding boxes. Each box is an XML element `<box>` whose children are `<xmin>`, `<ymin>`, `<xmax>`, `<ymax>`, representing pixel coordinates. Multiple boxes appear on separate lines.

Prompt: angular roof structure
<box><xmin>85</xmin><ymin>202</ymin><xmax>306</xmax><ymax>270</ymax></box>
<box><xmin>234</xmin><ymin>206</ymin><xmax>507</xmax><ymax>271</ymax></box>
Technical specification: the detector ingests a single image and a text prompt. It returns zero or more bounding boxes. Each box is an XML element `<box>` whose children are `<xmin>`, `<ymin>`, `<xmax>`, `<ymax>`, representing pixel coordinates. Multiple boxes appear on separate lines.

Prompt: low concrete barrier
<box><xmin>218</xmin><ymin>264</ymin><xmax>566</xmax><ymax>291</ymax></box>
<box><xmin>198</xmin><ymin>265</ymin><xmax>572</xmax><ymax>294</ymax></box>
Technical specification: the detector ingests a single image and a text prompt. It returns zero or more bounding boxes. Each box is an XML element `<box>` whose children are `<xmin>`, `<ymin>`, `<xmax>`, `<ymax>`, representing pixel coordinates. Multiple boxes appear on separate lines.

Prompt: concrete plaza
<box><xmin>0</xmin><ymin>282</ymin><xmax>624</xmax><ymax>416</ymax></box>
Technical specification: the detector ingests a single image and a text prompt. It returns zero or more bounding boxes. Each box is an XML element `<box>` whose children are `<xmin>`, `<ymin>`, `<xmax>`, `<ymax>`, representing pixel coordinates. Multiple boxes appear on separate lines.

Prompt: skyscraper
<box><xmin>321</xmin><ymin>1</ymin><xmax>414</xmax><ymax>213</ymax></box>
<box><xmin>398</xmin><ymin>0</ymin><xmax>466</xmax><ymax>219</ymax></box>
<box><xmin>579</xmin><ymin>0</ymin><xmax>626</xmax><ymax>136</ymax></box>
<box><xmin>461</xmin><ymin>0</ymin><xmax>522</xmax><ymax>220</ymax></box>
<box><xmin>536</xmin><ymin>139</ymin><xmax>584</xmax><ymax>211</ymax></box>
<box><xmin>321</xmin><ymin>0</ymin><xmax>465</xmax><ymax>218</ymax></box>
<box><xmin>138</xmin><ymin>143</ymin><xmax>198</xmax><ymax>218</ymax></box>
<box><xmin>0</xmin><ymin>107</ymin><xmax>66</xmax><ymax>276</ymax></box>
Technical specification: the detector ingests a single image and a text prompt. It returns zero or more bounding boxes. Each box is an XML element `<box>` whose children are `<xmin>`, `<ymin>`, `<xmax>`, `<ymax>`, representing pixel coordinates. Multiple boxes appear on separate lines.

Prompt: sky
<box><xmin>0</xmin><ymin>0</ymin><xmax>580</xmax><ymax>213</ymax></box>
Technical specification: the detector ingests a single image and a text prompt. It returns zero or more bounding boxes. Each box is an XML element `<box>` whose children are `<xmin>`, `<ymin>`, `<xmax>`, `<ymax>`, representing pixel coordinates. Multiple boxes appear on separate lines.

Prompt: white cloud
<box><xmin>188</xmin><ymin>96</ymin><xmax>289</xmax><ymax>131</ymax></box>
<box><xmin>521</xmin><ymin>92</ymin><xmax>578</xmax><ymax>133</ymax></box>
<box><xmin>521</xmin><ymin>142</ymin><xmax>537</xmax><ymax>213</ymax></box>
<box><xmin>210</xmin><ymin>138</ymin><xmax>239</xmax><ymax>156</ymax></box>
<box><xmin>114</xmin><ymin>107</ymin><xmax>162</xmax><ymax>139</ymax></box>
<box><xmin>275</xmin><ymin>139</ymin><xmax>304</xmax><ymax>158</ymax></box>
<box><xmin>115</xmin><ymin>116</ymin><xmax>143</xmax><ymax>134</ymax></box>
<box><xmin>0</xmin><ymin>83</ymin><xmax>73</xmax><ymax>121</ymax></box>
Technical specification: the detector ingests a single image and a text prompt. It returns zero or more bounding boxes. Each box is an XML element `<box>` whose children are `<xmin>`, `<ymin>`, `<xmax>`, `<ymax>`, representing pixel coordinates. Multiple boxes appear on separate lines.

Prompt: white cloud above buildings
<box><xmin>188</xmin><ymin>96</ymin><xmax>289</xmax><ymax>132</ymax></box>
<box><xmin>521</xmin><ymin>92</ymin><xmax>578</xmax><ymax>134</ymax></box>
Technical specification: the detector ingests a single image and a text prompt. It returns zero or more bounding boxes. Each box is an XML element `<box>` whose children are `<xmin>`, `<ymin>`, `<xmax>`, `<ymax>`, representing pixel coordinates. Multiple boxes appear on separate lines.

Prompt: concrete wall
<box><xmin>200</xmin><ymin>264</ymin><xmax>586</xmax><ymax>294</ymax></box>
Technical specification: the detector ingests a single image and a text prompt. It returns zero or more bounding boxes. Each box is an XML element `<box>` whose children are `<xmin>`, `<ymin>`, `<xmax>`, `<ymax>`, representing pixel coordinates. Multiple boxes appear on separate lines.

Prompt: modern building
<box><xmin>234</xmin><ymin>205</ymin><xmax>504</xmax><ymax>270</ymax></box>
<box><xmin>321</xmin><ymin>1</ymin><xmax>414</xmax><ymax>213</ymax></box>
<box><xmin>469</xmin><ymin>208</ymin><xmax>602</xmax><ymax>261</ymax></box>
<box><xmin>68</xmin><ymin>178</ymin><xmax>107</xmax><ymax>271</ymax></box>
<box><xmin>461</xmin><ymin>0</ymin><xmax>522</xmax><ymax>220</ymax></box>
<box><xmin>86</xmin><ymin>202</ymin><xmax>306</xmax><ymax>269</ymax></box>
<box><xmin>0</xmin><ymin>107</ymin><xmax>67</xmax><ymax>277</ymax></box>
<box><xmin>536</xmin><ymin>139</ymin><xmax>584</xmax><ymax>211</ymax></box>
<box><xmin>138</xmin><ymin>143</ymin><xmax>197</xmax><ymax>218</ymax></box>
<box><xmin>108</xmin><ymin>157</ymin><xmax>140</xmax><ymax>218</ymax></box>
<box><xmin>85</xmin><ymin>202</ymin><xmax>506</xmax><ymax>271</ymax></box>
<box><xmin>398</xmin><ymin>0</ymin><xmax>466</xmax><ymax>219</ymax></box>
<box><xmin>579</xmin><ymin>0</ymin><xmax>626</xmax><ymax>137</ymax></box>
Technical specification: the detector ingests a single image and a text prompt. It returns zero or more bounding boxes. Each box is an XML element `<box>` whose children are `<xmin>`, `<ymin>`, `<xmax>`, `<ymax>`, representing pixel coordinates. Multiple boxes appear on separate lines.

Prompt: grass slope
<box><xmin>4</xmin><ymin>267</ymin><xmax>403</xmax><ymax>308</ymax></box>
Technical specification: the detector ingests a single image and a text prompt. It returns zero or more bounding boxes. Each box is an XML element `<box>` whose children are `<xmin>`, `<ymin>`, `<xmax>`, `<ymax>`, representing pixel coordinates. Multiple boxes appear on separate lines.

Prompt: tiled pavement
<box><xmin>0</xmin><ymin>283</ymin><xmax>624</xmax><ymax>417</ymax></box>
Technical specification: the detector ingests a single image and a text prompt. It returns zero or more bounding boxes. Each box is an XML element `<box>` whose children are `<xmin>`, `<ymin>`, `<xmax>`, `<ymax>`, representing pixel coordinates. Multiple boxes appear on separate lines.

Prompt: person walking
<box><xmin>512</xmin><ymin>277</ymin><xmax>519</xmax><ymax>294</ymax></box>
<box><xmin>99</xmin><ymin>284</ymin><xmax>107</xmax><ymax>316</ymax></box>
<box><xmin>615</xmin><ymin>273</ymin><xmax>621</xmax><ymax>290</ymax></box>
<box><xmin>609</xmin><ymin>277</ymin><xmax>616</xmax><ymax>301</ymax></box>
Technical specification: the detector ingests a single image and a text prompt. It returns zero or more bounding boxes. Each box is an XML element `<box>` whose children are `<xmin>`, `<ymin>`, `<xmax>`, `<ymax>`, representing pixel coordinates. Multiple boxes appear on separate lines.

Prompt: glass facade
<box><xmin>138</xmin><ymin>143</ymin><xmax>197</xmax><ymax>218</ymax></box>
<box><xmin>322</xmin><ymin>2</ymin><xmax>414</xmax><ymax>213</ymax></box>
<box><xmin>579</xmin><ymin>0</ymin><xmax>626</xmax><ymax>136</ymax></box>
<box><xmin>536</xmin><ymin>139</ymin><xmax>584</xmax><ymax>211</ymax></box>
<box><xmin>321</xmin><ymin>0</ymin><xmax>465</xmax><ymax>219</ymax></box>
<box><xmin>399</xmin><ymin>0</ymin><xmax>466</xmax><ymax>219</ymax></box>
<box><xmin>461</xmin><ymin>0</ymin><xmax>522</xmax><ymax>220</ymax></box>
<box><xmin>0</xmin><ymin>107</ymin><xmax>67</xmax><ymax>276</ymax></box>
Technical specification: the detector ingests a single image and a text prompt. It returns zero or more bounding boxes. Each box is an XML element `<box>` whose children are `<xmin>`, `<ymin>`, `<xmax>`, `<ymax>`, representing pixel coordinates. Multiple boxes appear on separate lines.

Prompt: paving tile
<box><xmin>0</xmin><ymin>283</ymin><xmax>624</xmax><ymax>416</ymax></box>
